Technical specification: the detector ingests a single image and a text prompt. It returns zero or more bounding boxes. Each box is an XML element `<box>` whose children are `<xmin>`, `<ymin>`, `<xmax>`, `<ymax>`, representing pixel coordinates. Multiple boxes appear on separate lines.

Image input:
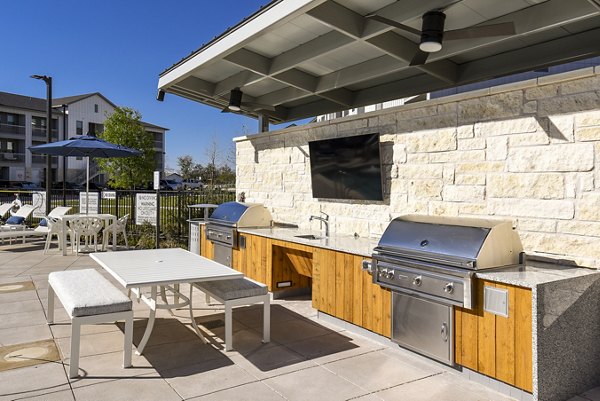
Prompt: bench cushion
<box><xmin>48</xmin><ymin>269</ymin><xmax>132</xmax><ymax>317</ymax></box>
<box><xmin>196</xmin><ymin>277</ymin><xmax>268</xmax><ymax>301</ymax></box>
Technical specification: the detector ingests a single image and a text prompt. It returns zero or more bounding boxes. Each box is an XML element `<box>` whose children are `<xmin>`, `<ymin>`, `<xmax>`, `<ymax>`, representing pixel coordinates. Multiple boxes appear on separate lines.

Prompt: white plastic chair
<box><xmin>43</xmin><ymin>216</ymin><xmax>73</xmax><ymax>254</ymax></box>
<box><xmin>103</xmin><ymin>214</ymin><xmax>129</xmax><ymax>251</ymax></box>
<box><xmin>70</xmin><ymin>217</ymin><xmax>103</xmax><ymax>255</ymax></box>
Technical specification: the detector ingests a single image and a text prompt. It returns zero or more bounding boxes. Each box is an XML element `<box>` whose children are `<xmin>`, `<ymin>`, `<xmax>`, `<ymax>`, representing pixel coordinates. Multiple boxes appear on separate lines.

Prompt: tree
<box><xmin>97</xmin><ymin>107</ymin><xmax>155</xmax><ymax>189</ymax></box>
<box><xmin>217</xmin><ymin>164</ymin><xmax>235</xmax><ymax>185</ymax></box>
<box><xmin>177</xmin><ymin>155</ymin><xmax>195</xmax><ymax>180</ymax></box>
<box><xmin>204</xmin><ymin>136</ymin><xmax>220</xmax><ymax>189</ymax></box>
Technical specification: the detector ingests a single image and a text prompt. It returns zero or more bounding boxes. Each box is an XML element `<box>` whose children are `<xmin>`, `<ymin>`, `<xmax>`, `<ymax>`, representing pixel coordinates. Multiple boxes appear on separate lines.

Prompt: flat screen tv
<box><xmin>309</xmin><ymin>133</ymin><xmax>383</xmax><ymax>201</ymax></box>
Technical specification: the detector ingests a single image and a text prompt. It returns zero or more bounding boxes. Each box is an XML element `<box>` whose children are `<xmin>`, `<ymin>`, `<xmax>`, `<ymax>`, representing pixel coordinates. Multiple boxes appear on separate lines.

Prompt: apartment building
<box><xmin>0</xmin><ymin>91</ymin><xmax>167</xmax><ymax>184</ymax></box>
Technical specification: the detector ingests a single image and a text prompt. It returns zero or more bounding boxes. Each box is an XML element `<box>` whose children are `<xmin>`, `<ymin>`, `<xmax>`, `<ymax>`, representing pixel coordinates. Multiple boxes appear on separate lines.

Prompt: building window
<box><xmin>32</xmin><ymin>116</ymin><xmax>45</xmax><ymax>128</ymax></box>
<box><xmin>7</xmin><ymin>114</ymin><xmax>17</xmax><ymax>125</ymax></box>
<box><xmin>94</xmin><ymin>104</ymin><xmax>99</xmax><ymax>113</ymax></box>
<box><xmin>88</xmin><ymin>122</ymin><xmax>104</xmax><ymax>136</ymax></box>
<box><xmin>76</xmin><ymin>120</ymin><xmax>83</xmax><ymax>135</ymax></box>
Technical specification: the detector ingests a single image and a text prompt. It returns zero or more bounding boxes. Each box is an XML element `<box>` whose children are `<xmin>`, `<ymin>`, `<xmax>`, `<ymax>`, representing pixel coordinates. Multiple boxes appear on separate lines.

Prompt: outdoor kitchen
<box><xmin>188</xmin><ymin>67</ymin><xmax>600</xmax><ymax>401</ymax></box>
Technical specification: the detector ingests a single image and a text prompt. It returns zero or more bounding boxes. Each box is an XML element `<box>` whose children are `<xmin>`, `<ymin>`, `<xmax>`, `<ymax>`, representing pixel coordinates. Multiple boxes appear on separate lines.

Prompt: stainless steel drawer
<box><xmin>391</xmin><ymin>292</ymin><xmax>453</xmax><ymax>365</ymax></box>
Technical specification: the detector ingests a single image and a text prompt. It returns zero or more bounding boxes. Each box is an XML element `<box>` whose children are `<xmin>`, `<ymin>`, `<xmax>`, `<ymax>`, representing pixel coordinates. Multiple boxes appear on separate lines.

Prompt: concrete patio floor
<box><xmin>1</xmin><ymin>241</ymin><xmax>599</xmax><ymax>401</ymax></box>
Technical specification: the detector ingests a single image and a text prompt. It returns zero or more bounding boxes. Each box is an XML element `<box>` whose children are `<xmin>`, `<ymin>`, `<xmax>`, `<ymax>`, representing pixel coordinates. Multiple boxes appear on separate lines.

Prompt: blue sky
<box><xmin>0</xmin><ymin>0</ymin><xmax>281</xmax><ymax>170</ymax></box>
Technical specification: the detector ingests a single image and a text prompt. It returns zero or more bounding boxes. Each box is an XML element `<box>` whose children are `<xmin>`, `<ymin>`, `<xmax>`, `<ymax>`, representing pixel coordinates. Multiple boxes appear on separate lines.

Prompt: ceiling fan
<box><xmin>221</xmin><ymin>87</ymin><xmax>275</xmax><ymax>113</ymax></box>
<box><xmin>366</xmin><ymin>8</ymin><xmax>516</xmax><ymax>66</ymax></box>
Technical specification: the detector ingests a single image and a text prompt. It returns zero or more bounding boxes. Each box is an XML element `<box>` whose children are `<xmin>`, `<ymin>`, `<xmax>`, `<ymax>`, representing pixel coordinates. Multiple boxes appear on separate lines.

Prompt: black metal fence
<box><xmin>0</xmin><ymin>189</ymin><xmax>236</xmax><ymax>243</ymax></box>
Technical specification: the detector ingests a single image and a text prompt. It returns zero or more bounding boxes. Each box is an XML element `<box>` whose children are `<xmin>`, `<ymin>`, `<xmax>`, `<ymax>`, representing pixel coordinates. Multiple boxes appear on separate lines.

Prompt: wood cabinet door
<box><xmin>311</xmin><ymin>250</ymin><xmax>391</xmax><ymax>337</ymax></box>
<box><xmin>199</xmin><ymin>225</ymin><xmax>213</xmax><ymax>260</ymax></box>
<box><xmin>454</xmin><ymin>280</ymin><xmax>532</xmax><ymax>392</ymax></box>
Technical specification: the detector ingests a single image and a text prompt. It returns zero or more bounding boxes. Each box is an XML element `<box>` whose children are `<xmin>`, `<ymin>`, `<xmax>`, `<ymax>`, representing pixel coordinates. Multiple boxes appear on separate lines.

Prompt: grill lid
<box><xmin>375</xmin><ymin>215</ymin><xmax>522</xmax><ymax>270</ymax></box>
<box><xmin>209</xmin><ymin>202</ymin><xmax>272</xmax><ymax>228</ymax></box>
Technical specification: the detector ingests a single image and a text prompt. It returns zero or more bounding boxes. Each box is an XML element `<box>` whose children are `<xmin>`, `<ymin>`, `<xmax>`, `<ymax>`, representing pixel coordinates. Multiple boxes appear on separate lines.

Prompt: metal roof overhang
<box><xmin>158</xmin><ymin>0</ymin><xmax>600</xmax><ymax>124</ymax></box>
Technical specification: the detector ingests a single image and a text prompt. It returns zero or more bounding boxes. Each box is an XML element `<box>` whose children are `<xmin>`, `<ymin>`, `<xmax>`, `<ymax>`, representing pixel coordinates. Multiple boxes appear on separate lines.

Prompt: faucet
<box><xmin>309</xmin><ymin>212</ymin><xmax>329</xmax><ymax>237</ymax></box>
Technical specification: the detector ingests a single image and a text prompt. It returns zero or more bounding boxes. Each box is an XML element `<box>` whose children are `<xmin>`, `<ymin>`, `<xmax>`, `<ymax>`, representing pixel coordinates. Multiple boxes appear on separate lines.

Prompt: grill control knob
<box><xmin>413</xmin><ymin>276</ymin><xmax>422</xmax><ymax>287</ymax></box>
<box><xmin>444</xmin><ymin>283</ymin><xmax>454</xmax><ymax>294</ymax></box>
<box><xmin>387</xmin><ymin>270</ymin><xmax>395</xmax><ymax>280</ymax></box>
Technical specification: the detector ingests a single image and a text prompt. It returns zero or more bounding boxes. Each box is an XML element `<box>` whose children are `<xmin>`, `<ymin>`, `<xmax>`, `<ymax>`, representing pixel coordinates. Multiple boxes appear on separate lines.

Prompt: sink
<box><xmin>294</xmin><ymin>234</ymin><xmax>323</xmax><ymax>240</ymax></box>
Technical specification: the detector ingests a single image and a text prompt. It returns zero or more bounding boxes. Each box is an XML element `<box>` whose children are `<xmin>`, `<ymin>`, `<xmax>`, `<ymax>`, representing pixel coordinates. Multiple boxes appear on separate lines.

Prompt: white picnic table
<box><xmin>90</xmin><ymin>248</ymin><xmax>243</xmax><ymax>354</ymax></box>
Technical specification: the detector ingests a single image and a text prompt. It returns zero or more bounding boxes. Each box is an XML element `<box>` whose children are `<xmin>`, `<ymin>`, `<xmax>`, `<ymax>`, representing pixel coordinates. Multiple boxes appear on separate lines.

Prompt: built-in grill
<box><xmin>371</xmin><ymin>215</ymin><xmax>523</xmax><ymax>365</ymax></box>
<box><xmin>206</xmin><ymin>202</ymin><xmax>272</xmax><ymax>267</ymax></box>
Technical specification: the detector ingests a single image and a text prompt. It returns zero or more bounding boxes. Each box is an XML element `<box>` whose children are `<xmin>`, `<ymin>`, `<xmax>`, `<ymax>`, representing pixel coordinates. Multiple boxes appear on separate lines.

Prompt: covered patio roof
<box><xmin>158</xmin><ymin>0</ymin><xmax>600</xmax><ymax>124</ymax></box>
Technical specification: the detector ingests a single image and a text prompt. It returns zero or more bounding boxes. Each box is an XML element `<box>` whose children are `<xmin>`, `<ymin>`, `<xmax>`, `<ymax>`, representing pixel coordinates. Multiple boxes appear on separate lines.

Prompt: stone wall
<box><xmin>235</xmin><ymin>67</ymin><xmax>600</xmax><ymax>268</ymax></box>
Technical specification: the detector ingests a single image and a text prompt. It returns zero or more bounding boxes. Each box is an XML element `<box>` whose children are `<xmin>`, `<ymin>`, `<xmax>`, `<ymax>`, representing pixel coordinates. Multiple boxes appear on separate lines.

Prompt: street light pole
<box><xmin>61</xmin><ymin>104</ymin><xmax>67</xmax><ymax>206</ymax></box>
<box><xmin>31</xmin><ymin>74</ymin><xmax>52</xmax><ymax>215</ymax></box>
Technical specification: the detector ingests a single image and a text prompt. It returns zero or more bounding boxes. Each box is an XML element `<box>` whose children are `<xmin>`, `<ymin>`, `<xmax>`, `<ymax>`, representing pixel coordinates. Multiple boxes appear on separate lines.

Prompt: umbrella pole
<box><xmin>86</xmin><ymin>156</ymin><xmax>90</xmax><ymax>214</ymax></box>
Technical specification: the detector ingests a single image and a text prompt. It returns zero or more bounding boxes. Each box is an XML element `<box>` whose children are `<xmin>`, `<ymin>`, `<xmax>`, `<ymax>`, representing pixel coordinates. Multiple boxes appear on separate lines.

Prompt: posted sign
<box><xmin>136</xmin><ymin>193</ymin><xmax>157</xmax><ymax>226</ymax></box>
<box><xmin>102</xmin><ymin>191</ymin><xmax>116</xmax><ymax>200</ymax></box>
<box><xmin>79</xmin><ymin>192</ymin><xmax>99</xmax><ymax>214</ymax></box>
<box><xmin>32</xmin><ymin>192</ymin><xmax>46</xmax><ymax>218</ymax></box>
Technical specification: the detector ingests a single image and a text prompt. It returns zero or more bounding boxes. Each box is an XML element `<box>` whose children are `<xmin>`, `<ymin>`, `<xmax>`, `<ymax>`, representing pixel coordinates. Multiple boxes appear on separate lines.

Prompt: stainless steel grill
<box><xmin>206</xmin><ymin>202</ymin><xmax>272</xmax><ymax>266</ymax></box>
<box><xmin>373</xmin><ymin>215</ymin><xmax>523</xmax><ymax>308</ymax></box>
<box><xmin>371</xmin><ymin>215</ymin><xmax>523</xmax><ymax>365</ymax></box>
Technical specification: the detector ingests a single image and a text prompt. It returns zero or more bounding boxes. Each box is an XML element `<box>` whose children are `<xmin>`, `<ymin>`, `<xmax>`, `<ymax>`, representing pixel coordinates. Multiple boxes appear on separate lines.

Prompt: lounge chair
<box><xmin>34</xmin><ymin>206</ymin><xmax>72</xmax><ymax>235</ymax></box>
<box><xmin>0</xmin><ymin>205</ymin><xmax>36</xmax><ymax>231</ymax></box>
<box><xmin>0</xmin><ymin>203</ymin><xmax>12</xmax><ymax>222</ymax></box>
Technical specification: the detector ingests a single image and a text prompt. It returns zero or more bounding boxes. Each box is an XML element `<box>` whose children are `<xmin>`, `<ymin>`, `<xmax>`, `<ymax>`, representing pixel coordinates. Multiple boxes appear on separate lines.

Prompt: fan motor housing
<box><xmin>420</xmin><ymin>11</ymin><xmax>446</xmax><ymax>48</ymax></box>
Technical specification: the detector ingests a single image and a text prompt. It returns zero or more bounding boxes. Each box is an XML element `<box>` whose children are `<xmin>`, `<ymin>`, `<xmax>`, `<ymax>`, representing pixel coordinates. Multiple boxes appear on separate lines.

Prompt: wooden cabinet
<box><xmin>232</xmin><ymin>233</ymin><xmax>270</xmax><ymax>286</ymax></box>
<box><xmin>226</xmin><ymin>232</ymin><xmax>391</xmax><ymax>337</ymax></box>
<box><xmin>233</xmin><ymin>235</ymin><xmax>312</xmax><ymax>293</ymax></box>
<box><xmin>312</xmin><ymin>250</ymin><xmax>391</xmax><ymax>337</ymax></box>
<box><xmin>454</xmin><ymin>279</ymin><xmax>532</xmax><ymax>392</ymax></box>
<box><xmin>199</xmin><ymin>225</ymin><xmax>213</xmax><ymax>260</ymax></box>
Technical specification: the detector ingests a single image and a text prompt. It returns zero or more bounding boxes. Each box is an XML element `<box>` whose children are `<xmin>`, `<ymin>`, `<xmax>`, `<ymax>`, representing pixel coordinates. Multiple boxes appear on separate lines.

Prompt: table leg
<box><xmin>188</xmin><ymin>285</ymin><xmax>207</xmax><ymax>344</ymax></box>
<box><xmin>61</xmin><ymin>220</ymin><xmax>67</xmax><ymax>256</ymax></box>
<box><xmin>160</xmin><ymin>286</ymin><xmax>175</xmax><ymax>316</ymax></box>
<box><xmin>136</xmin><ymin>286</ymin><xmax>158</xmax><ymax>355</ymax></box>
<box><xmin>111</xmin><ymin>218</ymin><xmax>116</xmax><ymax>251</ymax></box>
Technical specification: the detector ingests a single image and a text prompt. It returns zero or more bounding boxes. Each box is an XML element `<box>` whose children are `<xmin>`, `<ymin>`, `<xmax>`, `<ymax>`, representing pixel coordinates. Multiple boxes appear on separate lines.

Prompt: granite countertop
<box><xmin>214</xmin><ymin>223</ymin><xmax>600</xmax><ymax>286</ymax></box>
<box><xmin>475</xmin><ymin>258</ymin><xmax>599</xmax><ymax>288</ymax></box>
<box><xmin>237</xmin><ymin>226</ymin><xmax>378</xmax><ymax>258</ymax></box>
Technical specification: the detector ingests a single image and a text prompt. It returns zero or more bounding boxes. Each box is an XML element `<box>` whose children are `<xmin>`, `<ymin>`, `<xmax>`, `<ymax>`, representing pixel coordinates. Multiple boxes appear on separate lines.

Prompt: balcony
<box><xmin>32</xmin><ymin>127</ymin><xmax>59</xmax><ymax>140</ymax></box>
<box><xmin>0</xmin><ymin>123</ymin><xmax>25</xmax><ymax>135</ymax></box>
<box><xmin>0</xmin><ymin>152</ymin><xmax>25</xmax><ymax>162</ymax></box>
<box><xmin>31</xmin><ymin>154</ymin><xmax>58</xmax><ymax>166</ymax></box>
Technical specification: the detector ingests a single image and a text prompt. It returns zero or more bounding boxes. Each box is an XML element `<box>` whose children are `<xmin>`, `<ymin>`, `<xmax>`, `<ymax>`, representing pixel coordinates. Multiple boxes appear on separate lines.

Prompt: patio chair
<box><xmin>102</xmin><ymin>214</ymin><xmax>129</xmax><ymax>251</ymax></box>
<box><xmin>0</xmin><ymin>204</ymin><xmax>36</xmax><ymax>231</ymax></box>
<box><xmin>34</xmin><ymin>206</ymin><xmax>73</xmax><ymax>235</ymax></box>
<box><xmin>70</xmin><ymin>217</ymin><xmax>103</xmax><ymax>255</ymax></box>
<box><xmin>43</xmin><ymin>216</ymin><xmax>73</xmax><ymax>254</ymax></box>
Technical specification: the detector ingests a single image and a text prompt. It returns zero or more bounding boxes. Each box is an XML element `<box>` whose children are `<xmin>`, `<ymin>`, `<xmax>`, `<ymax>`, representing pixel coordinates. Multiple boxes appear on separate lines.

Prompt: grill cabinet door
<box><xmin>391</xmin><ymin>292</ymin><xmax>453</xmax><ymax>365</ymax></box>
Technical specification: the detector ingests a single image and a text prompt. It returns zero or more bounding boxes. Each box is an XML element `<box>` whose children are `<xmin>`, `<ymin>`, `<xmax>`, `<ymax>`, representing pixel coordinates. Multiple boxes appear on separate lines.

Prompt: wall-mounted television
<box><xmin>309</xmin><ymin>133</ymin><xmax>383</xmax><ymax>201</ymax></box>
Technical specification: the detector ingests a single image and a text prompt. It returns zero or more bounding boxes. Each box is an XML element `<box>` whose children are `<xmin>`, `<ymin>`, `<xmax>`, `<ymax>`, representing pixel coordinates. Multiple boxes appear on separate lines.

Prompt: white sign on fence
<box><xmin>79</xmin><ymin>192</ymin><xmax>99</xmax><ymax>214</ymax></box>
<box><xmin>136</xmin><ymin>193</ymin><xmax>157</xmax><ymax>226</ymax></box>
<box><xmin>153</xmin><ymin>171</ymin><xmax>160</xmax><ymax>191</ymax></box>
<box><xmin>102</xmin><ymin>191</ymin><xmax>116</xmax><ymax>200</ymax></box>
<box><xmin>32</xmin><ymin>192</ymin><xmax>46</xmax><ymax>218</ymax></box>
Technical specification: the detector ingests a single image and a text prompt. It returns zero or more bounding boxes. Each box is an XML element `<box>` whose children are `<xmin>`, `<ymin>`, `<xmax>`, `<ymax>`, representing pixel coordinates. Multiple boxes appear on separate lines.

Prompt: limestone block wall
<box><xmin>235</xmin><ymin>67</ymin><xmax>600</xmax><ymax>268</ymax></box>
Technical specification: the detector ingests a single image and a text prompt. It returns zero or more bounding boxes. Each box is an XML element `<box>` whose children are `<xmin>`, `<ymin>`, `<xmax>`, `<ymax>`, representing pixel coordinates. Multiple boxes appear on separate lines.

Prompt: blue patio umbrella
<box><xmin>29</xmin><ymin>135</ymin><xmax>141</xmax><ymax>213</ymax></box>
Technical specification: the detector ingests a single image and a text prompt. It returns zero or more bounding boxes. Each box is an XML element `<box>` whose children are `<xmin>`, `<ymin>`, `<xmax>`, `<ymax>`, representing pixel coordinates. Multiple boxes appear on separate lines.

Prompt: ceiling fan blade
<box><xmin>410</xmin><ymin>50</ymin><xmax>430</xmax><ymax>66</ymax></box>
<box><xmin>444</xmin><ymin>22</ymin><xmax>515</xmax><ymax>41</ymax></box>
<box><xmin>242</xmin><ymin>101</ymin><xmax>276</xmax><ymax>111</ymax></box>
<box><xmin>365</xmin><ymin>14</ymin><xmax>422</xmax><ymax>37</ymax></box>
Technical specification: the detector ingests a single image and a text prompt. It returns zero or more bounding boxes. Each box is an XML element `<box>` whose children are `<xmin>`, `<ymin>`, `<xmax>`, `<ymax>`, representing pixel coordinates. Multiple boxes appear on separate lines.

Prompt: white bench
<box><xmin>47</xmin><ymin>269</ymin><xmax>133</xmax><ymax>378</ymax></box>
<box><xmin>193</xmin><ymin>277</ymin><xmax>270</xmax><ymax>351</ymax></box>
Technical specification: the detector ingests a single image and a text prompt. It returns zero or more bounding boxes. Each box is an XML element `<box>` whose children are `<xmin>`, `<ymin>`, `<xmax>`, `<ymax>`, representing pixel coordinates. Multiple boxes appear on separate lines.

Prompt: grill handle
<box><xmin>362</xmin><ymin>260</ymin><xmax>373</xmax><ymax>275</ymax></box>
<box><xmin>441</xmin><ymin>322</ymin><xmax>448</xmax><ymax>342</ymax></box>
